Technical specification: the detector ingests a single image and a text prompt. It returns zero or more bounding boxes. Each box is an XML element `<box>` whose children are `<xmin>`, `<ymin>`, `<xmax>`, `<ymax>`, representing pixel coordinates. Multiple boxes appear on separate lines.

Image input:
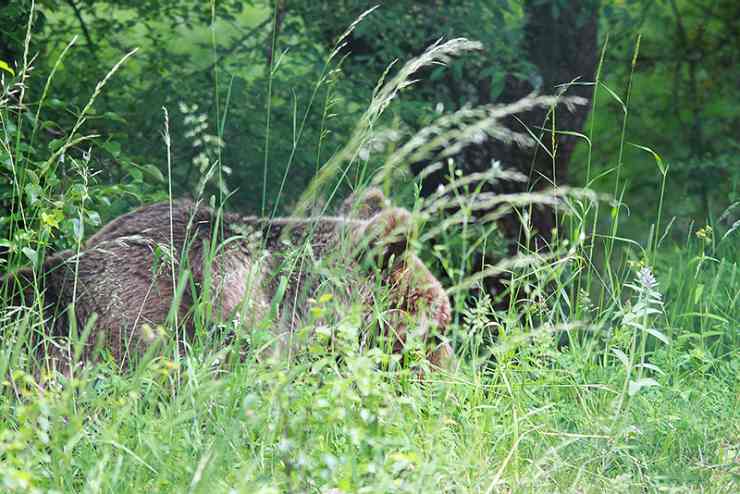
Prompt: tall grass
<box><xmin>0</xmin><ymin>6</ymin><xmax>738</xmax><ymax>493</ymax></box>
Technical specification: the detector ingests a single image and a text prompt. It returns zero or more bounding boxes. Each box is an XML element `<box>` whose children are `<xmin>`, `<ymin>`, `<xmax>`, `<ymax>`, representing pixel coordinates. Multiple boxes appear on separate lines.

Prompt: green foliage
<box><xmin>293</xmin><ymin>0</ymin><xmax>527</xmax><ymax>106</ymax></box>
<box><xmin>0</xmin><ymin>2</ymin><xmax>738</xmax><ymax>492</ymax></box>
<box><xmin>573</xmin><ymin>0</ymin><xmax>740</xmax><ymax>233</ymax></box>
<box><xmin>0</xmin><ymin>29</ymin><xmax>164</xmax><ymax>269</ymax></box>
<box><xmin>0</xmin><ymin>0</ymin><xmax>359</xmax><ymax>216</ymax></box>
<box><xmin>0</xmin><ymin>271</ymin><xmax>737</xmax><ymax>491</ymax></box>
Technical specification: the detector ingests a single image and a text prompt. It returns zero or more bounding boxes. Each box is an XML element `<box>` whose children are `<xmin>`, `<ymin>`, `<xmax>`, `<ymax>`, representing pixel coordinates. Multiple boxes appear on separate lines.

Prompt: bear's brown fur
<box><xmin>3</xmin><ymin>189</ymin><xmax>453</xmax><ymax>371</ymax></box>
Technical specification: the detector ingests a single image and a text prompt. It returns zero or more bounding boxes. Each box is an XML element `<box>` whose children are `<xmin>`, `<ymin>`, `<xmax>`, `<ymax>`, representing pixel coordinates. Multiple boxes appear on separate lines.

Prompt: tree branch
<box><xmin>201</xmin><ymin>17</ymin><xmax>272</xmax><ymax>75</ymax></box>
<box><xmin>65</xmin><ymin>0</ymin><xmax>99</xmax><ymax>61</ymax></box>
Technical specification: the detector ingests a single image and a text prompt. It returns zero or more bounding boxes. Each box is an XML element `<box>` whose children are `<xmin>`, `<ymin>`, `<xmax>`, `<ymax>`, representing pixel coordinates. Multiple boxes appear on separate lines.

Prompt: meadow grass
<box><xmin>0</xmin><ymin>255</ymin><xmax>736</xmax><ymax>493</ymax></box>
<box><xmin>1</xmin><ymin>7</ymin><xmax>738</xmax><ymax>493</ymax></box>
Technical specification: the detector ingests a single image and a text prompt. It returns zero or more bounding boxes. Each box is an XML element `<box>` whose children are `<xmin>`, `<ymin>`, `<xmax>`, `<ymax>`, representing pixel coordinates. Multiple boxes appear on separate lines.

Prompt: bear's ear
<box><xmin>351</xmin><ymin>206</ymin><xmax>411</xmax><ymax>269</ymax></box>
<box><xmin>339</xmin><ymin>187</ymin><xmax>388</xmax><ymax>220</ymax></box>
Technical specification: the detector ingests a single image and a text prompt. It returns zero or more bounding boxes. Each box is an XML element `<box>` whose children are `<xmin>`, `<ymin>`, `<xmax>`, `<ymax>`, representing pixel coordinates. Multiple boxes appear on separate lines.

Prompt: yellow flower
<box><xmin>41</xmin><ymin>209</ymin><xmax>64</xmax><ymax>230</ymax></box>
<box><xmin>695</xmin><ymin>225</ymin><xmax>713</xmax><ymax>242</ymax></box>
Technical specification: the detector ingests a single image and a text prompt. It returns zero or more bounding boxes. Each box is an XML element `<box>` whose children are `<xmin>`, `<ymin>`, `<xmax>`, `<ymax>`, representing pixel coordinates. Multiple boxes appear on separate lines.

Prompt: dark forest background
<box><xmin>1</xmin><ymin>0</ymin><xmax>738</xmax><ymax>265</ymax></box>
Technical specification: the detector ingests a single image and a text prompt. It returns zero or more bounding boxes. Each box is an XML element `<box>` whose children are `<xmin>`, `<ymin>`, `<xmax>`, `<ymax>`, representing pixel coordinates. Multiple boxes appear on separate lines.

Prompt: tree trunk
<box><xmin>418</xmin><ymin>1</ymin><xmax>599</xmax><ymax>253</ymax></box>
<box><xmin>505</xmin><ymin>0</ymin><xmax>599</xmax><ymax>247</ymax></box>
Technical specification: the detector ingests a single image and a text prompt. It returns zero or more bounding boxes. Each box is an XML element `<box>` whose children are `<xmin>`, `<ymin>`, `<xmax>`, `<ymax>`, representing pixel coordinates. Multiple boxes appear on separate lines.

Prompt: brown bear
<box><xmin>3</xmin><ymin>189</ymin><xmax>453</xmax><ymax>372</ymax></box>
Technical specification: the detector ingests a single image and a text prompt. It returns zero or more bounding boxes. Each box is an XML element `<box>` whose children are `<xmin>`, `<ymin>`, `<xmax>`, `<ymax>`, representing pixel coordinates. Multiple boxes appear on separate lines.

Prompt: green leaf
<box><xmin>611</xmin><ymin>348</ymin><xmax>629</xmax><ymax>368</ymax></box>
<box><xmin>103</xmin><ymin>111</ymin><xmax>127</xmax><ymax>123</ymax></box>
<box><xmin>142</xmin><ymin>164</ymin><xmax>165</xmax><ymax>182</ymax></box>
<box><xmin>628</xmin><ymin>378</ymin><xmax>659</xmax><ymax>396</ymax></box>
<box><xmin>22</xmin><ymin>247</ymin><xmax>38</xmax><ymax>267</ymax></box>
<box><xmin>693</xmin><ymin>284</ymin><xmax>704</xmax><ymax>304</ymax></box>
<box><xmin>102</xmin><ymin>141</ymin><xmax>122</xmax><ymax>157</ymax></box>
<box><xmin>86</xmin><ymin>210</ymin><xmax>101</xmax><ymax>226</ymax></box>
<box><xmin>0</xmin><ymin>59</ymin><xmax>15</xmax><ymax>76</ymax></box>
<box><xmin>49</xmin><ymin>138</ymin><xmax>65</xmax><ymax>152</ymax></box>
<box><xmin>629</xmin><ymin>143</ymin><xmax>667</xmax><ymax>175</ymax></box>
<box><xmin>71</xmin><ymin>218</ymin><xmax>84</xmax><ymax>242</ymax></box>
<box><xmin>24</xmin><ymin>183</ymin><xmax>42</xmax><ymax>205</ymax></box>
<box><xmin>646</xmin><ymin>327</ymin><xmax>670</xmax><ymax>345</ymax></box>
<box><xmin>636</xmin><ymin>363</ymin><xmax>665</xmax><ymax>375</ymax></box>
